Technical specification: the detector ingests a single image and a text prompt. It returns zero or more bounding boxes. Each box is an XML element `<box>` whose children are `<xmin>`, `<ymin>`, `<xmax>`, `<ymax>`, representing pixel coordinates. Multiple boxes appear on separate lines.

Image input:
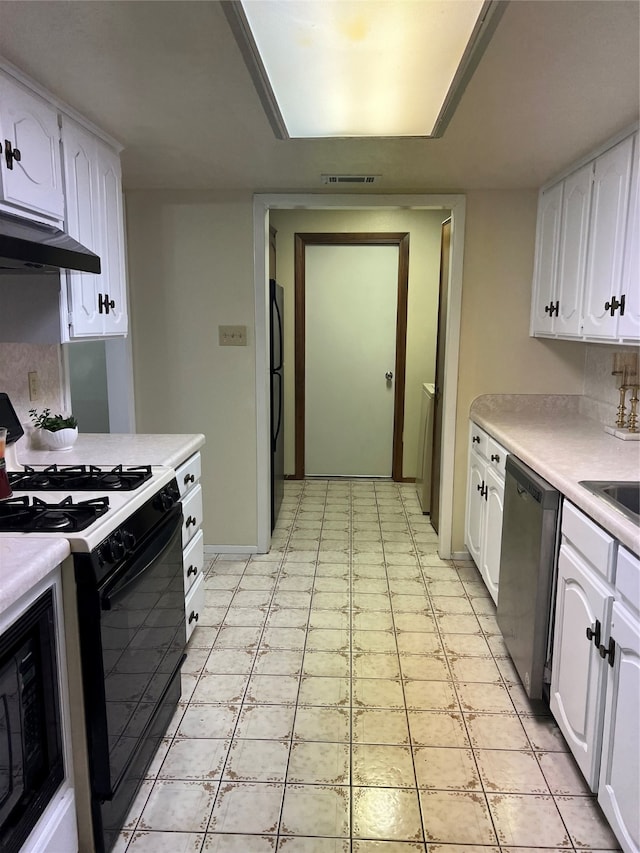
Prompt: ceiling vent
<box><xmin>321</xmin><ymin>174</ymin><xmax>380</xmax><ymax>185</ymax></box>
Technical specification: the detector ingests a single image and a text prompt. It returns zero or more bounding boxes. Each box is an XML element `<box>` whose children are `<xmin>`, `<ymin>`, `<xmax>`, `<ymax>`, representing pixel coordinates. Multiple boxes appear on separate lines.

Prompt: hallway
<box><xmin>116</xmin><ymin>479</ymin><xmax>619</xmax><ymax>851</ymax></box>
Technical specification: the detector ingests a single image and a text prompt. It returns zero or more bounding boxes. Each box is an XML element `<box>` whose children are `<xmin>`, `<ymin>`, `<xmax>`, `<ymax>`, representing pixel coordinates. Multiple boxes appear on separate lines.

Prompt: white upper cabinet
<box><xmin>531</xmin><ymin>128</ymin><xmax>639</xmax><ymax>344</ymax></box>
<box><xmin>62</xmin><ymin>116</ymin><xmax>128</xmax><ymax>339</ymax></box>
<box><xmin>618</xmin><ymin>143</ymin><xmax>640</xmax><ymax>340</ymax></box>
<box><xmin>582</xmin><ymin>135</ymin><xmax>634</xmax><ymax>338</ymax></box>
<box><xmin>0</xmin><ymin>71</ymin><xmax>65</xmax><ymax>220</ymax></box>
<box><xmin>530</xmin><ymin>182</ymin><xmax>563</xmax><ymax>335</ymax></box>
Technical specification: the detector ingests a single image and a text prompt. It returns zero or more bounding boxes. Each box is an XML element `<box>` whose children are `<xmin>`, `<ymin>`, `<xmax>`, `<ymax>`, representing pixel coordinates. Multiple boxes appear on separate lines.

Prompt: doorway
<box><xmin>253</xmin><ymin>194</ymin><xmax>466</xmax><ymax>559</ymax></box>
<box><xmin>294</xmin><ymin>233</ymin><xmax>410</xmax><ymax>480</ymax></box>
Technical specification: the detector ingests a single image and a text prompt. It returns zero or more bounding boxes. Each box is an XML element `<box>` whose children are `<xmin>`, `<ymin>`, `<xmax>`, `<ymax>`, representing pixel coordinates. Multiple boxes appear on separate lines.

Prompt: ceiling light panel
<box><xmin>239</xmin><ymin>0</ymin><xmax>488</xmax><ymax>138</ymax></box>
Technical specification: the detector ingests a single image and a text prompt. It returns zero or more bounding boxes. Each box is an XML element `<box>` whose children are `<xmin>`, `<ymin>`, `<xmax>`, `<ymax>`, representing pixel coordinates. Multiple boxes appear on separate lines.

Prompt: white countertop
<box><xmin>12</xmin><ymin>432</ymin><xmax>205</xmax><ymax>470</ymax></box>
<box><xmin>470</xmin><ymin>394</ymin><xmax>640</xmax><ymax>555</ymax></box>
<box><xmin>0</xmin><ymin>537</ymin><xmax>71</xmax><ymax>616</ymax></box>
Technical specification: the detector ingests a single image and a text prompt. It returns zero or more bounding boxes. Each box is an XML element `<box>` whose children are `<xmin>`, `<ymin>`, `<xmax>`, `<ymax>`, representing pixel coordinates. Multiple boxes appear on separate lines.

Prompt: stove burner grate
<box><xmin>0</xmin><ymin>495</ymin><xmax>110</xmax><ymax>533</ymax></box>
<box><xmin>8</xmin><ymin>464</ymin><xmax>153</xmax><ymax>492</ymax></box>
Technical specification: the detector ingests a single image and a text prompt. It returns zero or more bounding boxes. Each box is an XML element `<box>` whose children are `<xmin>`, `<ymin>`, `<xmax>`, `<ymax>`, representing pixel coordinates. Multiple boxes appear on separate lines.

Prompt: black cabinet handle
<box><xmin>184</xmin><ymin>473</ymin><xmax>195</xmax><ymax>485</ymax></box>
<box><xmin>187</xmin><ymin>564</ymin><xmax>198</xmax><ymax>577</ymax></box>
<box><xmin>472</xmin><ymin>435</ymin><xmax>480</xmax><ymax>444</ymax></box>
<box><xmin>185</xmin><ymin>515</ymin><xmax>197</xmax><ymax>528</ymax></box>
<box><xmin>98</xmin><ymin>293</ymin><xmax>116</xmax><ymax>314</ymax></box>
<box><xmin>4</xmin><ymin>139</ymin><xmax>21</xmax><ymax>170</ymax></box>
<box><xmin>188</xmin><ymin>610</ymin><xmax>199</xmax><ymax>625</ymax></box>
<box><xmin>604</xmin><ymin>295</ymin><xmax>624</xmax><ymax>317</ymax></box>
<box><xmin>586</xmin><ymin>620</ymin><xmax>601</xmax><ymax>648</ymax></box>
<box><xmin>491</xmin><ymin>453</ymin><xmax>500</xmax><ymax>463</ymax></box>
<box><xmin>599</xmin><ymin>637</ymin><xmax>616</xmax><ymax>667</ymax></box>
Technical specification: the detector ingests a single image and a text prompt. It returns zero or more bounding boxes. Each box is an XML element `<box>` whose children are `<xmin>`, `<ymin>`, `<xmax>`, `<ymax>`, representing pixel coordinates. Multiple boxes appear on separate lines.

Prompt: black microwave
<box><xmin>0</xmin><ymin>589</ymin><xmax>64</xmax><ymax>853</ymax></box>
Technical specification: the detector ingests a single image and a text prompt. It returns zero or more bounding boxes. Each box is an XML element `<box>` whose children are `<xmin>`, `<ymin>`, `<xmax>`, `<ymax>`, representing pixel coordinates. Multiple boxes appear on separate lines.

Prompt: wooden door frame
<box><xmin>294</xmin><ymin>232</ymin><xmax>410</xmax><ymax>481</ymax></box>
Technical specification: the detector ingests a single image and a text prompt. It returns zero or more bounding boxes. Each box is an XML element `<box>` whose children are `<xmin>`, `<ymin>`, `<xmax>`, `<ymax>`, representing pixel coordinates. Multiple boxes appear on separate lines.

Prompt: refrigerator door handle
<box><xmin>273</xmin><ymin>370</ymin><xmax>283</xmax><ymax>447</ymax></box>
<box><xmin>272</xmin><ymin>283</ymin><xmax>284</xmax><ymax>372</ymax></box>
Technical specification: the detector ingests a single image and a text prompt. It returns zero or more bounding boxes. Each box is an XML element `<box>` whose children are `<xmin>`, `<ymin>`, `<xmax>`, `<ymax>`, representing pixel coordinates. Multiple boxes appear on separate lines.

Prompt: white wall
<box><xmin>125</xmin><ymin>191</ymin><xmax>257</xmax><ymax>548</ymax></box>
<box><xmin>269</xmin><ymin>208</ymin><xmax>446</xmax><ymax>479</ymax></box>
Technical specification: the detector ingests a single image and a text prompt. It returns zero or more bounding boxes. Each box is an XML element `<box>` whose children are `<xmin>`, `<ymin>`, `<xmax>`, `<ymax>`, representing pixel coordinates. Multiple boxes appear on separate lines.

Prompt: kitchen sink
<box><xmin>579</xmin><ymin>481</ymin><xmax>640</xmax><ymax>525</ymax></box>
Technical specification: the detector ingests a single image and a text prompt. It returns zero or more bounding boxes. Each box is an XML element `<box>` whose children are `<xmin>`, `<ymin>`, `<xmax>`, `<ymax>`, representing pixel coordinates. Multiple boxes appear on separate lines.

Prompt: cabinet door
<box><xmin>555</xmin><ymin>164</ymin><xmax>592</xmax><ymax>337</ymax></box>
<box><xmin>582</xmin><ymin>136</ymin><xmax>634</xmax><ymax>338</ymax></box>
<box><xmin>530</xmin><ymin>182</ymin><xmax>563</xmax><ymax>336</ymax></box>
<box><xmin>550</xmin><ymin>543</ymin><xmax>613</xmax><ymax>789</ymax></box>
<box><xmin>95</xmin><ymin>140</ymin><xmax>127</xmax><ymax>336</ymax></box>
<box><xmin>618</xmin><ymin>134</ymin><xmax>639</xmax><ymax>341</ymax></box>
<box><xmin>62</xmin><ymin>119</ymin><xmax>103</xmax><ymax>337</ymax></box>
<box><xmin>0</xmin><ymin>73</ymin><xmax>64</xmax><ymax>220</ymax></box>
<box><xmin>598</xmin><ymin>600</ymin><xmax>640</xmax><ymax>852</ymax></box>
<box><xmin>185</xmin><ymin>572</ymin><xmax>205</xmax><ymax>643</ymax></box>
<box><xmin>480</xmin><ymin>465</ymin><xmax>504</xmax><ymax>605</ymax></box>
<box><xmin>465</xmin><ymin>448</ymin><xmax>485</xmax><ymax>566</ymax></box>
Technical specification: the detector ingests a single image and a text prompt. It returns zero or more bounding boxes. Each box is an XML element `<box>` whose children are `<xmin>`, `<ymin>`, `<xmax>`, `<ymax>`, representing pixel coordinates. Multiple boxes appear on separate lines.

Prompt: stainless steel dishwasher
<box><xmin>497</xmin><ymin>455</ymin><xmax>561</xmax><ymax>700</ymax></box>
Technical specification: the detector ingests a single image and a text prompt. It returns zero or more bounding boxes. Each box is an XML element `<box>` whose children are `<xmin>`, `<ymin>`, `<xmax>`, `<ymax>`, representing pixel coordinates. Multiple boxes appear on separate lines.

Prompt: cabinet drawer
<box><xmin>487</xmin><ymin>437</ymin><xmax>507</xmax><ymax>477</ymax></box>
<box><xmin>615</xmin><ymin>545</ymin><xmax>640</xmax><ymax>615</ymax></box>
<box><xmin>183</xmin><ymin>529</ymin><xmax>204</xmax><ymax>595</ymax></box>
<box><xmin>176</xmin><ymin>453</ymin><xmax>201</xmax><ymax>498</ymax></box>
<box><xmin>470</xmin><ymin>423</ymin><xmax>489</xmax><ymax>457</ymax></box>
<box><xmin>562</xmin><ymin>501</ymin><xmax>616</xmax><ymax>582</ymax></box>
<box><xmin>181</xmin><ymin>484</ymin><xmax>203</xmax><ymax>547</ymax></box>
<box><xmin>185</xmin><ymin>572</ymin><xmax>205</xmax><ymax>642</ymax></box>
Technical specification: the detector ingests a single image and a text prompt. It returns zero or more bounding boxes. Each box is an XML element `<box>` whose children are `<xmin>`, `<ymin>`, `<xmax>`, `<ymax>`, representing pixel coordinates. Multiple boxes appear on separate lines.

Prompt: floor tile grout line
<box><xmin>203</xmin><ymin>482</ymin><xmax>306</xmax><ymax>838</ymax></box>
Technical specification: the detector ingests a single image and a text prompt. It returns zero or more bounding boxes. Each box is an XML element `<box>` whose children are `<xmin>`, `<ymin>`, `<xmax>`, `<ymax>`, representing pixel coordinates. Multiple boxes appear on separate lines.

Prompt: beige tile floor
<box><xmin>116</xmin><ymin>479</ymin><xmax>621</xmax><ymax>853</ymax></box>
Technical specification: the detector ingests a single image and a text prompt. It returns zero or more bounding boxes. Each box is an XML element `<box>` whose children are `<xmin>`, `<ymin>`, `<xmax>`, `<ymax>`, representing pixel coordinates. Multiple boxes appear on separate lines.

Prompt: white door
<box><xmin>550</xmin><ymin>544</ymin><xmax>613</xmax><ymax>789</ymax></box>
<box><xmin>582</xmin><ymin>135</ymin><xmax>634</xmax><ymax>338</ymax></box>
<box><xmin>305</xmin><ymin>244</ymin><xmax>398</xmax><ymax>476</ymax></box>
<box><xmin>0</xmin><ymin>73</ymin><xmax>65</xmax><ymax>219</ymax></box>
<box><xmin>598</xmin><ymin>600</ymin><xmax>640</xmax><ymax>851</ymax></box>
<box><xmin>556</xmin><ymin>163</ymin><xmax>592</xmax><ymax>337</ymax></box>
<box><xmin>481</xmin><ymin>464</ymin><xmax>504</xmax><ymax>605</ymax></box>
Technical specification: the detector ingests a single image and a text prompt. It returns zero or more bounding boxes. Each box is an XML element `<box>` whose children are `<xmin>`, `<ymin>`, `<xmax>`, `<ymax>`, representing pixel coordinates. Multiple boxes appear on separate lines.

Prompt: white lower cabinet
<box><xmin>176</xmin><ymin>451</ymin><xmax>204</xmax><ymax>641</ymax></box>
<box><xmin>597</xmin><ymin>548</ymin><xmax>640</xmax><ymax>853</ymax></box>
<box><xmin>464</xmin><ymin>422</ymin><xmax>507</xmax><ymax>604</ymax></box>
<box><xmin>550</xmin><ymin>541</ymin><xmax>613</xmax><ymax>788</ymax></box>
<box><xmin>550</xmin><ymin>503</ymin><xmax>640</xmax><ymax>853</ymax></box>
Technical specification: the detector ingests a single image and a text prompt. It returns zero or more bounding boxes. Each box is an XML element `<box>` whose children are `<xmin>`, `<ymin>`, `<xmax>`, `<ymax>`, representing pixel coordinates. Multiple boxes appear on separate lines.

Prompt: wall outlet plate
<box><xmin>219</xmin><ymin>325</ymin><xmax>247</xmax><ymax>346</ymax></box>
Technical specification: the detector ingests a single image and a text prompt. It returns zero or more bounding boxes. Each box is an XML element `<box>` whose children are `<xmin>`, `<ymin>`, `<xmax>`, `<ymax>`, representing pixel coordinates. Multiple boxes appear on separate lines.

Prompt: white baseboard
<box><xmin>204</xmin><ymin>544</ymin><xmax>259</xmax><ymax>556</ymax></box>
<box><xmin>451</xmin><ymin>550</ymin><xmax>472</xmax><ymax>561</ymax></box>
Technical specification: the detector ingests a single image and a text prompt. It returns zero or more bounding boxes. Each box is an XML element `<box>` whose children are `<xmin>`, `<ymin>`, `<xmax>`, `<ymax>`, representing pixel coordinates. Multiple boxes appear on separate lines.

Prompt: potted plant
<box><xmin>29</xmin><ymin>407</ymin><xmax>79</xmax><ymax>451</ymax></box>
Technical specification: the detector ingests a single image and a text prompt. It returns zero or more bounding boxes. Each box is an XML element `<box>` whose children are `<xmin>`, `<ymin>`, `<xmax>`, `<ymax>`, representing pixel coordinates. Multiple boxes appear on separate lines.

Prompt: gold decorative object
<box><xmin>615</xmin><ymin>384</ymin><xmax>628</xmax><ymax>428</ymax></box>
<box><xmin>628</xmin><ymin>386</ymin><xmax>639</xmax><ymax>433</ymax></box>
<box><xmin>612</xmin><ymin>352</ymin><xmax>639</xmax><ymax>429</ymax></box>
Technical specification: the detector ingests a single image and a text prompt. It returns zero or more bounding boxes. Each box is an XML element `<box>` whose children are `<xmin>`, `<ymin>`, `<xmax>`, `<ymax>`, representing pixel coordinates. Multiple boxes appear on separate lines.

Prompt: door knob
<box><xmin>385</xmin><ymin>371</ymin><xmax>393</xmax><ymax>381</ymax></box>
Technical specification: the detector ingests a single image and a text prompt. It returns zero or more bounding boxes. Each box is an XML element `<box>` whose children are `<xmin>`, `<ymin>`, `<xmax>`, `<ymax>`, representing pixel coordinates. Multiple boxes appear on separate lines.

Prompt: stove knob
<box><xmin>122</xmin><ymin>530</ymin><xmax>136</xmax><ymax>551</ymax></box>
<box><xmin>107</xmin><ymin>533</ymin><xmax>126</xmax><ymax>563</ymax></box>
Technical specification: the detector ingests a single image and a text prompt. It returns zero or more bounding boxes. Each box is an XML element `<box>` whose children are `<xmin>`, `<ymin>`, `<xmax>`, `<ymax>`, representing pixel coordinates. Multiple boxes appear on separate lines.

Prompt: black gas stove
<box><xmin>8</xmin><ymin>464</ymin><xmax>153</xmax><ymax>492</ymax></box>
<box><xmin>0</xmin><ymin>495</ymin><xmax>110</xmax><ymax>532</ymax></box>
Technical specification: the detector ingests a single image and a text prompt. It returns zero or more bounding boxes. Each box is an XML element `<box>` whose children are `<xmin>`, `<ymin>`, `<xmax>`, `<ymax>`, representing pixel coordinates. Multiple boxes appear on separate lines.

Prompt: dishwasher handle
<box><xmin>505</xmin><ymin>454</ymin><xmax>559</xmax><ymax>510</ymax></box>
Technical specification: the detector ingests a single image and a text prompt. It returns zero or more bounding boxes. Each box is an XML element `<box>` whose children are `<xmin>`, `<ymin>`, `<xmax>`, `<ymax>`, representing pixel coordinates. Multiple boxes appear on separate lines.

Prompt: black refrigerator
<box><xmin>270</xmin><ymin>279</ymin><xmax>284</xmax><ymax>531</ymax></box>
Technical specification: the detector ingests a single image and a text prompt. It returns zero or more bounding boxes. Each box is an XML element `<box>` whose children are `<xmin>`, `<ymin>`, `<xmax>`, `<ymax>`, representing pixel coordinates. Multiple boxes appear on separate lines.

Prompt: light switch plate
<box><xmin>219</xmin><ymin>325</ymin><xmax>247</xmax><ymax>346</ymax></box>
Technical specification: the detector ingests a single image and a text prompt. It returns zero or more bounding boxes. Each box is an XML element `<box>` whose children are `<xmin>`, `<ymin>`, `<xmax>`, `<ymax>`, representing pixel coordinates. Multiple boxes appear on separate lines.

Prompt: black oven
<box><xmin>0</xmin><ymin>589</ymin><xmax>64</xmax><ymax>853</ymax></box>
<box><xmin>74</xmin><ymin>488</ymin><xmax>185</xmax><ymax>853</ymax></box>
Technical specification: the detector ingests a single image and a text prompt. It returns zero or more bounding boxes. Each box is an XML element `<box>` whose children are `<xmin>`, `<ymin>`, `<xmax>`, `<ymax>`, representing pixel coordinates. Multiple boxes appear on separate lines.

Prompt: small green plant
<box><xmin>29</xmin><ymin>408</ymin><xmax>78</xmax><ymax>432</ymax></box>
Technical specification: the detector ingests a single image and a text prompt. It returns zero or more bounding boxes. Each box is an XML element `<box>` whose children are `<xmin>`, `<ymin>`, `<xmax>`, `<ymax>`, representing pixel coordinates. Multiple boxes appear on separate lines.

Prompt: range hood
<box><xmin>0</xmin><ymin>211</ymin><xmax>101</xmax><ymax>274</ymax></box>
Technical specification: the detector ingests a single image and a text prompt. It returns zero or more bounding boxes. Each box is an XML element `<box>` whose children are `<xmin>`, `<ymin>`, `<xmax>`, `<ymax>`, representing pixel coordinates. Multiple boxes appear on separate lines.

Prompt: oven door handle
<box><xmin>100</xmin><ymin>505</ymin><xmax>183</xmax><ymax>610</ymax></box>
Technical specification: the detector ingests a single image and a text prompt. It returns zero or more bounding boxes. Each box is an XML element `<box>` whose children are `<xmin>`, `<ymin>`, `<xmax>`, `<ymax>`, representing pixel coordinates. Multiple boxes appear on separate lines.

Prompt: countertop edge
<box><xmin>470</xmin><ymin>395</ymin><xmax>640</xmax><ymax>556</ymax></box>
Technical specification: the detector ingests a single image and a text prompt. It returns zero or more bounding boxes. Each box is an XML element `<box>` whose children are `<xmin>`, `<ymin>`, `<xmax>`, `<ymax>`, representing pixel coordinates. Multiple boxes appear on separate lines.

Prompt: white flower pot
<box><xmin>40</xmin><ymin>427</ymin><xmax>78</xmax><ymax>451</ymax></box>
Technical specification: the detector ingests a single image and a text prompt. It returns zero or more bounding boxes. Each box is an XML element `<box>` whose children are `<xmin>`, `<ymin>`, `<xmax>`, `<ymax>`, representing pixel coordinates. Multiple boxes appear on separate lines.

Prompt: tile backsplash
<box><xmin>580</xmin><ymin>342</ymin><xmax>640</xmax><ymax>426</ymax></box>
<box><xmin>0</xmin><ymin>343</ymin><xmax>66</xmax><ymax>427</ymax></box>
